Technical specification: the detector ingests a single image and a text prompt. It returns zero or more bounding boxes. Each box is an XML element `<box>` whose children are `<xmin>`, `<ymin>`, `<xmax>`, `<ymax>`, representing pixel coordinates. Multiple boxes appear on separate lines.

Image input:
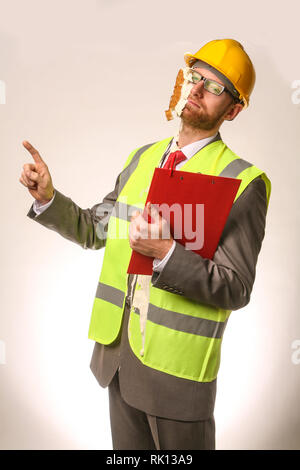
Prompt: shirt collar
<box><xmin>160</xmin><ymin>132</ymin><xmax>219</xmax><ymax>168</ymax></box>
<box><xmin>170</xmin><ymin>132</ymin><xmax>217</xmax><ymax>159</ymax></box>
<box><xmin>181</xmin><ymin>133</ymin><xmax>218</xmax><ymax>159</ymax></box>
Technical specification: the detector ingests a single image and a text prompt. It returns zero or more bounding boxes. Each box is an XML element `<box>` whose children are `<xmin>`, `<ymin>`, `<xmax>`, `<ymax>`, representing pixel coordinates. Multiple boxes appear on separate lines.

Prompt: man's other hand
<box><xmin>129</xmin><ymin>202</ymin><xmax>173</xmax><ymax>260</ymax></box>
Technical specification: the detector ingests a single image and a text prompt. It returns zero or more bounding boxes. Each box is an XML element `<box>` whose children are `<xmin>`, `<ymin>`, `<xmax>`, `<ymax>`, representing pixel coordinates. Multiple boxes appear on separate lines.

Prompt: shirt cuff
<box><xmin>152</xmin><ymin>240</ymin><xmax>176</xmax><ymax>272</ymax></box>
<box><xmin>32</xmin><ymin>191</ymin><xmax>56</xmax><ymax>215</ymax></box>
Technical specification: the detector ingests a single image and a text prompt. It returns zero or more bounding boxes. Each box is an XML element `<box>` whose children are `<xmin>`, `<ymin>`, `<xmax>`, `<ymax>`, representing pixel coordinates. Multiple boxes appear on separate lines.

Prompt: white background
<box><xmin>0</xmin><ymin>0</ymin><xmax>299</xmax><ymax>449</ymax></box>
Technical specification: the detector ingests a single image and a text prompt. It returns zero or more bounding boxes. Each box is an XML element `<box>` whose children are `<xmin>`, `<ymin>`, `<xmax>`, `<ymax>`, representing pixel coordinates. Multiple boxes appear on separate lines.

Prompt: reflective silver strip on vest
<box><xmin>118</xmin><ymin>142</ymin><xmax>157</xmax><ymax>194</ymax></box>
<box><xmin>219</xmin><ymin>158</ymin><xmax>253</xmax><ymax>178</ymax></box>
<box><xmin>136</xmin><ymin>304</ymin><xmax>227</xmax><ymax>339</ymax></box>
<box><xmin>95</xmin><ymin>282</ymin><xmax>124</xmax><ymax>308</ymax></box>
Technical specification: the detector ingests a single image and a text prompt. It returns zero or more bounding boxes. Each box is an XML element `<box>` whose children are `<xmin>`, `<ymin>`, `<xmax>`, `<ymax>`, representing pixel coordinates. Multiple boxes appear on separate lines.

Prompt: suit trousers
<box><xmin>108</xmin><ymin>369</ymin><xmax>215</xmax><ymax>450</ymax></box>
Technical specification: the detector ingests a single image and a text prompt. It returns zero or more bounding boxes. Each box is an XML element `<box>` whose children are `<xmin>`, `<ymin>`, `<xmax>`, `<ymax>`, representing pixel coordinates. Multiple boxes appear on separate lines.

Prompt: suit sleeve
<box><xmin>151</xmin><ymin>176</ymin><xmax>268</xmax><ymax>311</ymax></box>
<box><xmin>27</xmin><ymin>173</ymin><xmax>121</xmax><ymax>250</ymax></box>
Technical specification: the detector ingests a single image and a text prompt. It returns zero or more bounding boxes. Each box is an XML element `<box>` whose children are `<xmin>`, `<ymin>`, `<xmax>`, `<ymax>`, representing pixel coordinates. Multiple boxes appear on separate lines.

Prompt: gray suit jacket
<box><xmin>27</xmin><ymin>145</ymin><xmax>268</xmax><ymax>421</ymax></box>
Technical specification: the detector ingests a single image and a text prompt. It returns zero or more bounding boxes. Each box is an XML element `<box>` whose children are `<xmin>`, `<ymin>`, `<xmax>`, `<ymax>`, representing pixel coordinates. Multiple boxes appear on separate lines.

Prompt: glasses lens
<box><xmin>187</xmin><ymin>69</ymin><xmax>202</xmax><ymax>84</ymax></box>
<box><xmin>188</xmin><ymin>69</ymin><xmax>225</xmax><ymax>96</ymax></box>
<box><xmin>204</xmin><ymin>80</ymin><xmax>224</xmax><ymax>96</ymax></box>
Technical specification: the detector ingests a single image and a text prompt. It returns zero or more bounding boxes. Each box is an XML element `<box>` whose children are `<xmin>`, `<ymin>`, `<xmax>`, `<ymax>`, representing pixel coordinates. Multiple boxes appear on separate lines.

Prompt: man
<box><xmin>20</xmin><ymin>39</ymin><xmax>271</xmax><ymax>450</ymax></box>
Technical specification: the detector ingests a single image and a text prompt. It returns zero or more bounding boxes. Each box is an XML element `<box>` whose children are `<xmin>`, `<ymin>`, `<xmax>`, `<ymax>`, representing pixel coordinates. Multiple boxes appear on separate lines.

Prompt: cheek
<box><xmin>206</xmin><ymin>95</ymin><xmax>229</xmax><ymax>116</ymax></box>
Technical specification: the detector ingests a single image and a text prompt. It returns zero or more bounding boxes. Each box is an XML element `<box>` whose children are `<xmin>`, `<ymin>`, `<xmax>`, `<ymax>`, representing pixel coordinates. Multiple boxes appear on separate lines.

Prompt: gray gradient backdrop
<box><xmin>1</xmin><ymin>0</ymin><xmax>299</xmax><ymax>450</ymax></box>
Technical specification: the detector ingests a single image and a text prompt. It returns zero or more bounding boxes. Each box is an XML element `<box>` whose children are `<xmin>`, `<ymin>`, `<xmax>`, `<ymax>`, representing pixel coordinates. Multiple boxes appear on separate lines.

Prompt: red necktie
<box><xmin>163</xmin><ymin>150</ymin><xmax>187</xmax><ymax>170</ymax></box>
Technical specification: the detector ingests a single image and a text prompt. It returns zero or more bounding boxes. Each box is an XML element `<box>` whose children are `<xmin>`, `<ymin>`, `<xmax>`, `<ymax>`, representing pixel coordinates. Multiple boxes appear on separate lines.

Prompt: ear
<box><xmin>224</xmin><ymin>102</ymin><xmax>244</xmax><ymax>121</ymax></box>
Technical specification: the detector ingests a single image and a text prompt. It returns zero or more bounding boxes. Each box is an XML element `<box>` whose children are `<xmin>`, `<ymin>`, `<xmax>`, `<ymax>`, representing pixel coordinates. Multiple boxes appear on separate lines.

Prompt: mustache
<box><xmin>186</xmin><ymin>96</ymin><xmax>207</xmax><ymax>112</ymax></box>
<box><xmin>187</xmin><ymin>99</ymin><xmax>201</xmax><ymax>108</ymax></box>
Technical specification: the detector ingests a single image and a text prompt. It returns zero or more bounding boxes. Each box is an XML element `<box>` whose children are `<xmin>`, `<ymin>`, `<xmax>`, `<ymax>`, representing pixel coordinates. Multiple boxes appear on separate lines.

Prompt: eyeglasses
<box><xmin>186</xmin><ymin>67</ymin><xmax>231</xmax><ymax>98</ymax></box>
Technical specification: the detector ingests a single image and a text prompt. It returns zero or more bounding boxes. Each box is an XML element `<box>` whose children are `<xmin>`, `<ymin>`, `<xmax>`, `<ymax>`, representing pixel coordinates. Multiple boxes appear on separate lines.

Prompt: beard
<box><xmin>181</xmin><ymin>100</ymin><xmax>229</xmax><ymax>131</ymax></box>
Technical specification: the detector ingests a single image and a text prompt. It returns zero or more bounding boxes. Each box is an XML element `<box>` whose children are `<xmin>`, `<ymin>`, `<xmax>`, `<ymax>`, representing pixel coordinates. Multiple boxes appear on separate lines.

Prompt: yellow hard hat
<box><xmin>184</xmin><ymin>39</ymin><xmax>255</xmax><ymax>107</ymax></box>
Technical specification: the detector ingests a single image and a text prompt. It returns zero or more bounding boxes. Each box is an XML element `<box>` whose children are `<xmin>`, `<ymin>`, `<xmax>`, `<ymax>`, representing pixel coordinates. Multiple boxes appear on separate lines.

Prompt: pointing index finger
<box><xmin>22</xmin><ymin>140</ymin><xmax>44</xmax><ymax>164</ymax></box>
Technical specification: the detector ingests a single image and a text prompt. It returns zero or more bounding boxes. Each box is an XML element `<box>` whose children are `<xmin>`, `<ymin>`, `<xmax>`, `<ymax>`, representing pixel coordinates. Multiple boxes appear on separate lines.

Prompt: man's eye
<box><xmin>191</xmin><ymin>73</ymin><xmax>201</xmax><ymax>83</ymax></box>
<box><xmin>207</xmin><ymin>82</ymin><xmax>222</xmax><ymax>94</ymax></box>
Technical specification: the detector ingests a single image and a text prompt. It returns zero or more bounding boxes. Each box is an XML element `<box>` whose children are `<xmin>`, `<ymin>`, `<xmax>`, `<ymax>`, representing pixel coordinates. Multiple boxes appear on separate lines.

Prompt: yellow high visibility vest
<box><xmin>88</xmin><ymin>137</ymin><xmax>271</xmax><ymax>382</ymax></box>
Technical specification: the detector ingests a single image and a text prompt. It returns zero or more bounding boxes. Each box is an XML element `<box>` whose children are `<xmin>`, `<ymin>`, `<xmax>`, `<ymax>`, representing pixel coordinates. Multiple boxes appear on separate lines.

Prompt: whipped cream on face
<box><xmin>174</xmin><ymin>67</ymin><xmax>194</xmax><ymax>118</ymax></box>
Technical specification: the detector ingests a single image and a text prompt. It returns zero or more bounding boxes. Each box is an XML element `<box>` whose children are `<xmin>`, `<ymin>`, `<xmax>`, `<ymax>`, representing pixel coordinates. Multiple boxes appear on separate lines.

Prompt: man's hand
<box><xmin>20</xmin><ymin>141</ymin><xmax>54</xmax><ymax>204</ymax></box>
<box><xmin>129</xmin><ymin>202</ymin><xmax>173</xmax><ymax>260</ymax></box>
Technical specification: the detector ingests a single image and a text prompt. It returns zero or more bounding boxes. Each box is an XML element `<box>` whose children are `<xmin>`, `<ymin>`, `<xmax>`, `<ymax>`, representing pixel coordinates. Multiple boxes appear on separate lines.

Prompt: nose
<box><xmin>191</xmin><ymin>79</ymin><xmax>205</xmax><ymax>98</ymax></box>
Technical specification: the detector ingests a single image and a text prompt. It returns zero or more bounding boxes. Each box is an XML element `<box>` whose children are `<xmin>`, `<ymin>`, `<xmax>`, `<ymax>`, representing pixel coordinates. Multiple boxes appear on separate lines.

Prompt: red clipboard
<box><xmin>127</xmin><ymin>167</ymin><xmax>241</xmax><ymax>275</ymax></box>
